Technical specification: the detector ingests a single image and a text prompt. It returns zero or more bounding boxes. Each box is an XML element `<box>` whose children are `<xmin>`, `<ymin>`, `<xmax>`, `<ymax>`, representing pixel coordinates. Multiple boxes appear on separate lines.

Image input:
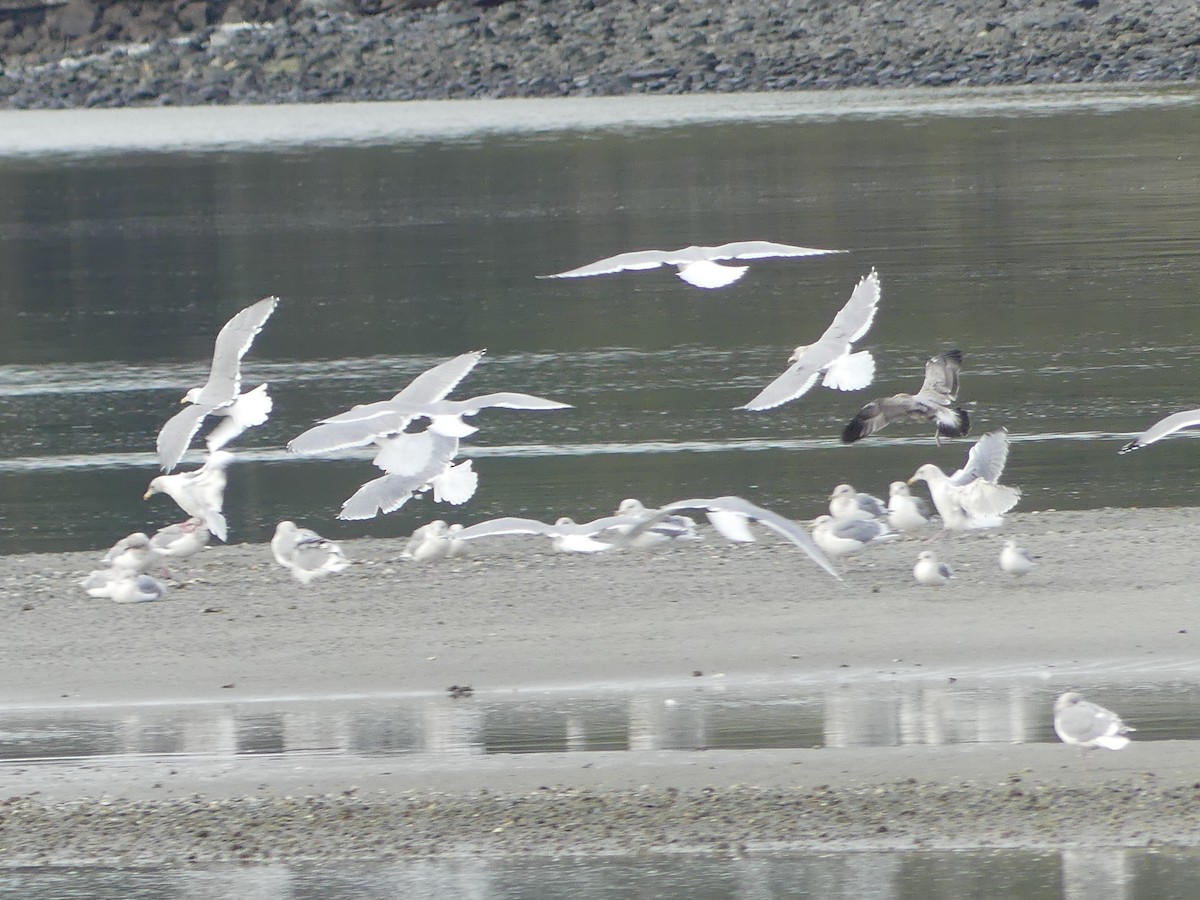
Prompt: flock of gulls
<box><xmin>78</xmin><ymin>238</ymin><xmax>1194</xmax><ymax>747</ymax></box>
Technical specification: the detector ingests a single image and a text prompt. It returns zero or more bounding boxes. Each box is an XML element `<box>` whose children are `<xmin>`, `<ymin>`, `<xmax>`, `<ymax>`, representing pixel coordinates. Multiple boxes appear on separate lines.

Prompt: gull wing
<box><xmin>432</xmin><ymin>392</ymin><xmax>573</xmax><ymax>415</ymax></box>
<box><xmin>193</xmin><ymin>296</ymin><xmax>278</xmax><ymax>406</ymax></box>
<box><xmin>156</xmin><ymin>404</ymin><xmax>212</xmax><ymax>473</ymax></box>
<box><xmin>816</xmin><ymin>268</ymin><xmax>881</xmax><ymax>348</ymax></box>
<box><xmin>740</xmin><ymin>358</ymin><xmax>823</xmax><ymax>411</ymax></box>
<box><xmin>950</xmin><ymin>428</ymin><xmax>1010</xmax><ymax>485</ymax></box>
<box><xmin>1119</xmin><ymin>407</ymin><xmax>1200</xmax><ymax>453</ymax></box>
<box><xmin>915</xmin><ymin>349</ymin><xmax>962</xmax><ymax>404</ymax></box>
<box><xmin>391</xmin><ymin>350</ymin><xmax>485</xmax><ymax>405</ymax></box>
<box><xmin>700</xmin><ymin>241</ymin><xmax>846</xmax><ymax>262</ymax></box>
<box><xmin>621</xmin><ymin>496</ymin><xmax>841</xmax><ymax>580</ymax></box>
<box><xmin>540</xmin><ymin>249</ymin><xmax>676</xmax><ymax>279</ymax></box>
<box><xmin>338</xmin><ymin>472</ymin><xmax>427</xmax><ymax>520</ymax></box>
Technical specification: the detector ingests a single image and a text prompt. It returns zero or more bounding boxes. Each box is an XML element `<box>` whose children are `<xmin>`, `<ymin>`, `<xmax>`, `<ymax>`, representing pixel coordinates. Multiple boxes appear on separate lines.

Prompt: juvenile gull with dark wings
<box><xmin>842</xmin><ymin>349</ymin><xmax>970</xmax><ymax>444</ymax></box>
<box><xmin>740</xmin><ymin>269</ymin><xmax>881</xmax><ymax>411</ymax></box>
<box><xmin>541</xmin><ymin>241</ymin><xmax>844</xmax><ymax>290</ymax></box>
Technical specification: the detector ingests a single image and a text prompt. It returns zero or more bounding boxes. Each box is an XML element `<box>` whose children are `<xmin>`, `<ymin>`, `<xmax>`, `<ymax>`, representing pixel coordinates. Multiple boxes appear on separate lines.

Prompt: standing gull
<box><xmin>620</xmin><ymin>497</ymin><xmax>841</xmax><ymax>580</ymax></box>
<box><xmin>828</xmin><ymin>484</ymin><xmax>887</xmax><ymax>521</ymax></box>
<box><xmin>1053</xmin><ymin>692</ymin><xmax>1134</xmax><ymax>750</ymax></box>
<box><xmin>740</xmin><ymin>269</ymin><xmax>881</xmax><ymax>410</ymax></box>
<box><xmin>271</xmin><ymin>521</ymin><xmax>350</xmax><ymax>584</ymax></box>
<box><xmin>1119</xmin><ymin>408</ymin><xmax>1200</xmax><ymax>454</ymax></box>
<box><xmin>908</xmin><ymin>428</ymin><xmax>1020</xmax><ymax>531</ymax></box>
<box><xmin>156</xmin><ymin>296</ymin><xmax>278</xmax><ymax>473</ymax></box>
<box><xmin>912</xmin><ymin>550</ymin><xmax>953</xmax><ymax>586</ymax></box>
<box><xmin>887</xmin><ymin>481</ymin><xmax>934</xmax><ymax>533</ymax></box>
<box><xmin>541</xmin><ymin>241</ymin><xmax>844</xmax><ymax>290</ymax></box>
<box><xmin>842</xmin><ymin>350</ymin><xmax>970</xmax><ymax>444</ymax></box>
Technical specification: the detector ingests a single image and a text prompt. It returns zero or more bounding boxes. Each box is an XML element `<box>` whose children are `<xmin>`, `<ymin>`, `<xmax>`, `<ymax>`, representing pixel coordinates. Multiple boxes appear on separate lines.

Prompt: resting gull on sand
<box><xmin>912</xmin><ymin>550</ymin><xmax>954</xmax><ymax>586</ymax></box>
<box><xmin>1053</xmin><ymin>692</ymin><xmax>1134</xmax><ymax>750</ymax></box>
<box><xmin>810</xmin><ymin>515</ymin><xmax>897</xmax><ymax>559</ymax></box>
<box><xmin>887</xmin><ymin>481</ymin><xmax>934</xmax><ymax>533</ymax></box>
<box><xmin>740</xmin><ymin>269</ymin><xmax>881</xmax><ymax>410</ymax></box>
<box><xmin>102</xmin><ymin>532</ymin><xmax>161</xmax><ymax>573</ymax></box>
<box><xmin>842</xmin><ymin>349</ymin><xmax>970</xmax><ymax>444</ymax></box>
<box><xmin>155</xmin><ymin>296</ymin><xmax>278</xmax><ymax>473</ymax></box>
<box><xmin>619</xmin><ymin>496</ymin><xmax>841</xmax><ymax>580</ymax></box>
<box><xmin>271</xmin><ymin>521</ymin><xmax>349</xmax><ymax>584</ymax></box>
<box><xmin>828</xmin><ymin>483</ymin><xmax>886</xmax><ymax>521</ymax></box>
<box><xmin>613</xmin><ymin>498</ymin><xmax>700</xmax><ymax>547</ymax></box>
<box><xmin>540</xmin><ymin>241</ymin><xmax>844</xmax><ymax>290</ymax></box>
<box><xmin>908</xmin><ymin>428</ymin><xmax>1020</xmax><ymax>531</ymax></box>
<box><xmin>401</xmin><ymin>520</ymin><xmax>466</xmax><ymax>563</ymax></box>
<box><xmin>143</xmin><ymin>450</ymin><xmax>233</xmax><ymax>541</ymax></box>
<box><xmin>1000</xmin><ymin>539</ymin><xmax>1038</xmax><ymax>576</ymax></box>
<box><xmin>1119</xmin><ymin>408</ymin><xmax>1200</xmax><ymax>454</ymax></box>
<box><xmin>82</xmin><ymin>570</ymin><xmax>167</xmax><ymax>603</ymax></box>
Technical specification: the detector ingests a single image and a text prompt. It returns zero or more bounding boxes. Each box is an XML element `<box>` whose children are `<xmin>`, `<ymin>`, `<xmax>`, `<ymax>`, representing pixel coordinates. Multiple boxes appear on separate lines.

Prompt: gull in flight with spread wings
<box><xmin>740</xmin><ymin>269</ymin><xmax>881</xmax><ymax>411</ymax></box>
<box><xmin>842</xmin><ymin>349</ymin><xmax>970</xmax><ymax>444</ymax></box>
<box><xmin>908</xmin><ymin>428</ymin><xmax>1020</xmax><ymax>531</ymax></box>
<box><xmin>1119</xmin><ymin>407</ymin><xmax>1200</xmax><ymax>454</ymax></box>
<box><xmin>156</xmin><ymin>296</ymin><xmax>278</xmax><ymax>473</ymax></box>
<box><xmin>540</xmin><ymin>241</ymin><xmax>845</xmax><ymax>290</ymax></box>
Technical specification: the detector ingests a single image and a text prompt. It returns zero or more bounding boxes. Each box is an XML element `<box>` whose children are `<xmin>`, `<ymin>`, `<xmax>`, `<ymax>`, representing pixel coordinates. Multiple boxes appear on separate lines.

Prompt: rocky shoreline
<box><xmin>0</xmin><ymin>0</ymin><xmax>1196</xmax><ymax>110</ymax></box>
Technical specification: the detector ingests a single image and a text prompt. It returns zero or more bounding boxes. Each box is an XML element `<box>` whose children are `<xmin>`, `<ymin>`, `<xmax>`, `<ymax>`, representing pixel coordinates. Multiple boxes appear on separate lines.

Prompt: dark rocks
<box><xmin>0</xmin><ymin>0</ymin><xmax>1196</xmax><ymax>109</ymax></box>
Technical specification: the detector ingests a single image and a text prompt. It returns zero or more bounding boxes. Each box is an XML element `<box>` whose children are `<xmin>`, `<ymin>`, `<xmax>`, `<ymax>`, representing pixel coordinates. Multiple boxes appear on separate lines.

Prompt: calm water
<box><xmin>1</xmin><ymin>89</ymin><xmax>1199</xmax><ymax>556</ymax></box>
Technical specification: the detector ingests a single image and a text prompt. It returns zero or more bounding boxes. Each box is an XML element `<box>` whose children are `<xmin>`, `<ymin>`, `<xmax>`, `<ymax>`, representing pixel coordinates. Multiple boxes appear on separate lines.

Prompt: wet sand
<box><xmin>2</xmin><ymin>507</ymin><xmax>1200</xmax><ymax>862</ymax></box>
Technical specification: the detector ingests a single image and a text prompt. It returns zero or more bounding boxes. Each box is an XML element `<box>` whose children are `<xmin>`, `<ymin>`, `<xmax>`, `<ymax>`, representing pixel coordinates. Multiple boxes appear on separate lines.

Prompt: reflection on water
<box><xmin>4</xmin><ymin>848</ymin><xmax>1200</xmax><ymax>899</ymax></box>
<box><xmin>3</xmin><ymin>680</ymin><xmax>1198</xmax><ymax>764</ymax></box>
<box><xmin>2</xmin><ymin>92</ymin><xmax>1200</xmax><ymax>553</ymax></box>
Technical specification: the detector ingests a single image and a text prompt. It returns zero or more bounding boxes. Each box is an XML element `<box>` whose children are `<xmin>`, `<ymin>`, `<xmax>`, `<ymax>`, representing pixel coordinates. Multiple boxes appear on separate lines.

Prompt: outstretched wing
<box><xmin>156</xmin><ymin>404</ymin><xmax>212</xmax><ymax>473</ymax></box>
<box><xmin>816</xmin><ymin>268</ymin><xmax>881</xmax><ymax>349</ymax></box>
<box><xmin>951</xmin><ymin>428</ymin><xmax>1011</xmax><ymax>485</ymax></box>
<box><xmin>1119</xmin><ymin>407</ymin><xmax>1200</xmax><ymax>453</ymax></box>
<box><xmin>915</xmin><ymin>350</ymin><xmax>962</xmax><ymax>404</ymax></box>
<box><xmin>539</xmin><ymin>249</ymin><xmax>675</xmax><ymax>279</ymax></box>
<box><xmin>193</xmin><ymin>296</ymin><xmax>278</xmax><ymax>406</ymax></box>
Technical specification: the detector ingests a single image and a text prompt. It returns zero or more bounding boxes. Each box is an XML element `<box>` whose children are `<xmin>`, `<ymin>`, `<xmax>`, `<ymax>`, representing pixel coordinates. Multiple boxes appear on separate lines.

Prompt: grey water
<box><xmin>2</xmin><ymin>679</ymin><xmax>1196</xmax><ymax>764</ymax></box>
<box><xmin>5</xmin><ymin>849</ymin><xmax>1200</xmax><ymax>900</ymax></box>
<box><xmin>2</xmin><ymin>88</ymin><xmax>1200</xmax><ymax>554</ymax></box>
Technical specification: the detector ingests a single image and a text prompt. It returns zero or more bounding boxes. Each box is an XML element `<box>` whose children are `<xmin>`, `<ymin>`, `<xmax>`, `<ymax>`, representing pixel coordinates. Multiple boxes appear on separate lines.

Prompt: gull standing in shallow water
<box><xmin>1119</xmin><ymin>408</ymin><xmax>1200</xmax><ymax>453</ymax></box>
<box><xmin>540</xmin><ymin>241</ymin><xmax>844</xmax><ymax>290</ymax></box>
<box><xmin>1053</xmin><ymin>692</ymin><xmax>1134</xmax><ymax>750</ymax></box>
<box><xmin>740</xmin><ymin>269</ymin><xmax>881</xmax><ymax>411</ymax></box>
<box><xmin>908</xmin><ymin>428</ymin><xmax>1020</xmax><ymax>531</ymax></box>
<box><xmin>271</xmin><ymin>521</ymin><xmax>350</xmax><ymax>584</ymax></box>
<box><xmin>842</xmin><ymin>349</ymin><xmax>970</xmax><ymax>444</ymax></box>
<box><xmin>619</xmin><ymin>497</ymin><xmax>841</xmax><ymax>580</ymax></box>
<box><xmin>912</xmin><ymin>550</ymin><xmax>953</xmax><ymax>586</ymax></box>
<box><xmin>155</xmin><ymin>296</ymin><xmax>278</xmax><ymax>473</ymax></box>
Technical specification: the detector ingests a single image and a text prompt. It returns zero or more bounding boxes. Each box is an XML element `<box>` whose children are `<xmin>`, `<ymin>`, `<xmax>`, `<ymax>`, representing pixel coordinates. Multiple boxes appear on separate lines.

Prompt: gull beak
<box><xmin>142</xmin><ymin>489</ymin><xmax>153</xmax><ymax>500</ymax></box>
<box><xmin>906</xmin><ymin>476</ymin><xmax>918</xmax><ymax>486</ymax></box>
<box><xmin>179</xmin><ymin>397</ymin><xmax>188</xmax><ymax>404</ymax></box>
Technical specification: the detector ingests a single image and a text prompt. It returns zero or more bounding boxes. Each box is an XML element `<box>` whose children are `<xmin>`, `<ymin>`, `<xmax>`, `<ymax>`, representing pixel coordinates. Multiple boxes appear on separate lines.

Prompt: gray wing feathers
<box><xmin>740</xmin><ymin>362</ymin><xmax>822</xmax><ymax>411</ymax></box>
<box><xmin>156</xmin><ymin>405</ymin><xmax>211</xmax><ymax>473</ymax></box>
<box><xmin>392</xmin><ymin>350</ymin><xmax>485</xmax><ymax>404</ymax></box>
<box><xmin>194</xmin><ymin>296</ymin><xmax>278</xmax><ymax>406</ymax></box>
<box><xmin>952</xmin><ymin>428</ymin><xmax>1010</xmax><ymax>485</ymax></box>
<box><xmin>820</xmin><ymin>268</ymin><xmax>881</xmax><ymax>347</ymax></box>
<box><xmin>1120</xmin><ymin>407</ymin><xmax>1200</xmax><ymax>453</ymax></box>
<box><xmin>916</xmin><ymin>351</ymin><xmax>961</xmax><ymax>404</ymax></box>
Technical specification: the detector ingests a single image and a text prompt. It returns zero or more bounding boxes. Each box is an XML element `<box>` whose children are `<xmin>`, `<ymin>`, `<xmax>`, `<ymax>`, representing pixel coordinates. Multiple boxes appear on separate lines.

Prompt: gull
<box><xmin>999</xmin><ymin>539</ymin><xmax>1038</xmax><ymax>576</ymax></box>
<box><xmin>1053</xmin><ymin>692</ymin><xmax>1134</xmax><ymax>750</ymax></box>
<box><xmin>740</xmin><ymin>269</ymin><xmax>881</xmax><ymax>410</ymax></box>
<box><xmin>401</xmin><ymin>520</ymin><xmax>466</xmax><ymax>563</ymax></box>
<box><xmin>1119</xmin><ymin>408</ymin><xmax>1200</xmax><ymax>454</ymax></box>
<box><xmin>620</xmin><ymin>497</ymin><xmax>841</xmax><ymax>579</ymax></box>
<box><xmin>102</xmin><ymin>532</ymin><xmax>161</xmax><ymax>573</ymax></box>
<box><xmin>143</xmin><ymin>450</ymin><xmax>233</xmax><ymax>541</ymax></box>
<box><xmin>912</xmin><ymin>550</ymin><xmax>953</xmax><ymax>586</ymax></box>
<box><xmin>887</xmin><ymin>481</ymin><xmax>934</xmax><ymax>533</ymax></box>
<box><xmin>82</xmin><ymin>570</ymin><xmax>167</xmax><ymax>603</ymax></box>
<box><xmin>540</xmin><ymin>241</ymin><xmax>845</xmax><ymax>290</ymax></box>
<box><xmin>337</xmin><ymin>431</ymin><xmax>477</xmax><ymax>521</ymax></box>
<box><xmin>271</xmin><ymin>521</ymin><xmax>350</xmax><ymax>584</ymax></box>
<box><xmin>452</xmin><ymin>515</ymin><xmax>633</xmax><ymax>554</ymax></box>
<box><xmin>828</xmin><ymin>483</ymin><xmax>886</xmax><ymax>521</ymax></box>
<box><xmin>156</xmin><ymin>296</ymin><xmax>278</xmax><ymax>473</ymax></box>
<box><xmin>613</xmin><ymin>498</ymin><xmax>700</xmax><ymax>547</ymax></box>
<box><xmin>810</xmin><ymin>515</ymin><xmax>897</xmax><ymax>559</ymax></box>
<box><xmin>842</xmin><ymin>349</ymin><xmax>970</xmax><ymax>444</ymax></box>
<box><xmin>908</xmin><ymin>428</ymin><xmax>1020</xmax><ymax>531</ymax></box>
<box><xmin>149</xmin><ymin>518</ymin><xmax>211</xmax><ymax>561</ymax></box>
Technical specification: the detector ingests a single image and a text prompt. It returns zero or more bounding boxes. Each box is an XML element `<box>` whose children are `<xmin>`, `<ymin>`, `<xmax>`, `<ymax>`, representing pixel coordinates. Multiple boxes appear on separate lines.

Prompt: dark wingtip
<box><xmin>943</xmin><ymin>348</ymin><xmax>963</xmax><ymax>364</ymax></box>
<box><xmin>936</xmin><ymin>408</ymin><xmax>970</xmax><ymax>439</ymax></box>
<box><xmin>842</xmin><ymin>418</ymin><xmax>866</xmax><ymax>444</ymax></box>
<box><xmin>1118</xmin><ymin>440</ymin><xmax>1139</xmax><ymax>455</ymax></box>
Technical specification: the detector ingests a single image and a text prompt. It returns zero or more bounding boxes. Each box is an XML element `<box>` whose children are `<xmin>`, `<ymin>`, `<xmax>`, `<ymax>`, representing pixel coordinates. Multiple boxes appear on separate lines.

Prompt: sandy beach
<box><xmin>3</xmin><ymin>506</ymin><xmax>1200</xmax><ymax>863</ymax></box>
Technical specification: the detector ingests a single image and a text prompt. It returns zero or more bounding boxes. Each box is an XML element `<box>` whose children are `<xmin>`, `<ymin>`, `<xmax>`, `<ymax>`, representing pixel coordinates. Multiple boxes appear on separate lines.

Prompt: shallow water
<box><xmin>2</xmin><ymin>848</ymin><xmax>1199</xmax><ymax>899</ymax></box>
<box><xmin>1</xmin><ymin>88</ymin><xmax>1199</xmax><ymax>555</ymax></box>
<box><xmin>0</xmin><ymin>678</ymin><xmax>1191</xmax><ymax>763</ymax></box>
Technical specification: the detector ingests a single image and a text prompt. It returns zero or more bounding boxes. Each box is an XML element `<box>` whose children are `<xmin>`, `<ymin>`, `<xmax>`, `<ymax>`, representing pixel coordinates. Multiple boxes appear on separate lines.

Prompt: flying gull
<box><xmin>143</xmin><ymin>450</ymin><xmax>233</xmax><ymax>541</ymax></box>
<box><xmin>620</xmin><ymin>496</ymin><xmax>842</xmax><ymax>580</ymax></box>
<box><xmin>452</xmin><ymin>515</ymin><xmax>634</xmax><ymax>554</ymax></box>
<box><xmin>271</xmin><ymin>521</ymin><xmax>350</xmax><ymax>584</ymax></box>
<box><xmin>613</xmin><ymin>498</ymin><xmax>700</xmax><ymax>547</ymax></box>
<box><xmin>740</xmin><ymin>269</ymin><xmax>881</xmax><ymax>410</ymax></box>
<box><xmin>1053</xmin><ymin>692</ymin><xmax>1134</xmax><ymax>750</ymax></box>
<box><xmin>541</xmin><ymin>241</ymin><xmax>845</xmax><ymax>290</ymax></box>
<box><xmin>156</xmin><ymin>296</ymin><xmax>278</xmax><ymax>473</ymax></box>
<box><xmin>842</xmin><ymin>349</ymin><xmax>970</xmax><ymax>444</ymax></box>
<box><xmin>912</xmin><ymin>549</ymin><xmax>954</xmax><ymax>586</ymax></box>
<box><xmin>908</xmin><ymin>428</ymin><xmax>1020</xmax><ymax>531</ymax></box>
<box><xmin>1119</xmin><ymin>407</ymin><xmax>1200</xmax><ymax>454</ymax></box>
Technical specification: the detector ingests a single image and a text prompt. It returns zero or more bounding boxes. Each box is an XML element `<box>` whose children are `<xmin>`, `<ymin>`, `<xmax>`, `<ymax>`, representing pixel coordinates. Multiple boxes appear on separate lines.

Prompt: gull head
<box><xmin>182</xmin><ymin>387</ymin><xmax>203</xmax><ymax>404</ymax></box>
<box><xmin>908</xmin><ymin>464</ymin><xmax>943</xmax><ymax>486</ymax></box>
<box><xmin>889</xmin><ymin>481</ymin><xmax>911</xmax><ymax>498</ymax></box>
<box><xmin>143</xmin><ymin>478</ymin><xmax>165</xmax><ymax>500</ymax></box>
<box><xmin>828</xmin><ymin>483</ymin><xmax>855</xmax><ymax>501</ymax></box>
<box><xmin>787</xmin><ymin>343</ymin><xmax>812</xmax><ymax>363</ymax></box>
